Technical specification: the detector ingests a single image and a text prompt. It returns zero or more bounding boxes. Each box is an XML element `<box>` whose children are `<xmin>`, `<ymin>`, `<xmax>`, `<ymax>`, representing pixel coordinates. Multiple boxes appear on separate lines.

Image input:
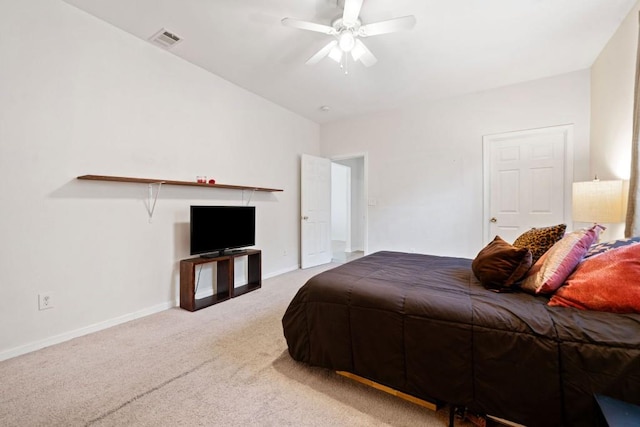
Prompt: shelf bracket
<box><xmin>145</xmin><ymin>182</ymin><xmax>164</xmax><ymax>222</ymax></box>
<box><xmin>243</xmin><ymin>188</ymin><xmax>257</xmax><ymax>206</ymax></box>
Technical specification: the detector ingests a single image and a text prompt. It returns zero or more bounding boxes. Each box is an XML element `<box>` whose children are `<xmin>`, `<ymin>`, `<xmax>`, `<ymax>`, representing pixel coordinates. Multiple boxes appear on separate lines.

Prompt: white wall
<box><xmin>591</xmin><ymin>1</ymin><xmax>639</xmax><ymax>239</ymax></box>
<box><xmin>0</xmin><ymin>0</ymin><xmax>320</xmax><ymax>359</ymax></box>
<box><xmin>321</xmin><ymin>71</ymin><xmax>591</xmax><ymax>258</ymax></box>
<box><xmin>591</xmin><ymin>1</ymin><xmax>640</xmax><ymax>182</ymax></box>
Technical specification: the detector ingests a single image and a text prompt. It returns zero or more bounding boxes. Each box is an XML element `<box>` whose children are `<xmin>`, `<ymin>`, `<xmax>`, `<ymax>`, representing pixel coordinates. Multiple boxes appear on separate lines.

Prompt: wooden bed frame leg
<box><xmin>336</xmin><ymin>372</ymin><xmax>521</xmax><ymax>427</ymax></box>
<box><xmin>335</xmin><ymin>371</ymin><xmax>438</xmax><ymax>411</ymax></box>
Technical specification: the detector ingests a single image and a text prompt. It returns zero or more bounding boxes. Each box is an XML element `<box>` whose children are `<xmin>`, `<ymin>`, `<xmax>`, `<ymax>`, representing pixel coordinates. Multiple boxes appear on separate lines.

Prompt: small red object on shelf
<box><xmin>208</xmin><ymin>179</ymin><xmax>216</xmax><ymax>184</ymax></box>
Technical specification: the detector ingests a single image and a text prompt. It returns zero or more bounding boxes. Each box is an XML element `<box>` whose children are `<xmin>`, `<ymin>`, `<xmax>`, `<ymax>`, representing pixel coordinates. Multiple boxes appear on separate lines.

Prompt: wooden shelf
<box><xmin>77</xmin><ymin>174</ymin><xmax>283</xmax><ymax>192</ymax></box>
<box><xmin>233</xmin><ymin>282</ymin><xmax>262</xmax><ymax>298</ymax></box>
<box><xmin>192</xmin><ymin>292</ymin><xmax>231</xmax><ymax>310</ymax></box>
<box><xmin>180</xmin><ymin>249</ymin><xmax>262</xmax><ymax>312</ymax></box>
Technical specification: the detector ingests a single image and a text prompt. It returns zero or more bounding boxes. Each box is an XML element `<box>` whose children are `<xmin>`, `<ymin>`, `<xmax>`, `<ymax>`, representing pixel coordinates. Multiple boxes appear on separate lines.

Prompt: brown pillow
<box><xmin>472</xmin><ymin>236</ymin><xmax>533</xmax><ymax>290</ymax></box>
<box><xmin>512</xmin><ymin>224</ymin><xmax>566</xmax><ymax>264</ymax></box>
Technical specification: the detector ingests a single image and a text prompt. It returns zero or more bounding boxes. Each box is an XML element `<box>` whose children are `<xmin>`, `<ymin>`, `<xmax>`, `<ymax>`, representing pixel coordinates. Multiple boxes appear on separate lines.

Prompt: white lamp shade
<box><xmin>572</xmin><ymin>180</ymin><xmax>626</xmax><ymax>223</ymax></box>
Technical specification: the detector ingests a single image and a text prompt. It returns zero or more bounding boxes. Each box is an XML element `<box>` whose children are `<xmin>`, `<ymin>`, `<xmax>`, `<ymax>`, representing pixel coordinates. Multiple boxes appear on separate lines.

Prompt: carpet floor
<box><xmin>0</xmin><ymin>263</ymin><xmax>464</xmax><ymax>426</ymax></box>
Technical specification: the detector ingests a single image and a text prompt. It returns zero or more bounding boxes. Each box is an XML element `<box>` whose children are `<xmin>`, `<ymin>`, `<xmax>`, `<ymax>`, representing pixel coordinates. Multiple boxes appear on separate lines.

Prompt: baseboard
<box><xmin>263</xmin><ymin>265</ymin><xmax>299</xmax><ymax>279</ymax></box>
<box><xmin>1</xmin><ymin>266</ymin><xmax>302</xmax><ymax>362</ymax></box>
<box><xmin>0</xmin><ymin>301</ymin><xmax>173</xmax><ymax>362</ymax></box>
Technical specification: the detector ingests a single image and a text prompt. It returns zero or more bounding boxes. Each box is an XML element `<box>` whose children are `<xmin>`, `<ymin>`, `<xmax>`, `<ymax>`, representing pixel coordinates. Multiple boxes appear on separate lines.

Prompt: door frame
<box><xmin>331</xmin><ymin>153</ymin><xmax>369</xmax><ymax>255</ymax></box>
<box><xmin>482</xmin><ymin>124</ymin><xmax>574</xmax><ymax>245</ymax></box>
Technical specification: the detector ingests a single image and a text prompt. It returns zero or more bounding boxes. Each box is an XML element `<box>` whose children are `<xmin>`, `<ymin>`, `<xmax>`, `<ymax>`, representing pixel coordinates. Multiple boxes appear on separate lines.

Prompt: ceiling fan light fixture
<box><xmin>338</xmin><ymin>32</ymin><xmax>355</xmax><ymax>52</ymax></box>
<box><xmin>281</xmin><ymin>0</ymin><xmax>414</xmax><ymax>69</ymax></box>
<box><xmin>328</xmin><ymin>46</ymin><xmax>343</xmax><ymax>62</ymax></box>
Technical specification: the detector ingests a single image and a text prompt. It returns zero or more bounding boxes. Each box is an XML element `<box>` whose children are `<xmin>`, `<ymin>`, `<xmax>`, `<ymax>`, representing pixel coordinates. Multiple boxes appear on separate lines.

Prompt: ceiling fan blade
<box><xmin>281</xmin><ymin>18</ymin><xmax>336</xmax><ymax>35</ymax></box>
<box><xmin>306</xmin><ymin>40</ymin><xmax>338</xmax><ymax>65</ymax></box>
<box><xmin>342</xmin><ymin>0</ymin><xmax>363</xmax><ymax>26</ymax></box>
<box><xmin>359</xmin><ymin>15</ymin><xmax>416</xmax><ymax>37</ymax></box>
<box><xmin>352</xmin><ymin>39</ymin><xmax>377</xmax><ymax>67</ymax></box>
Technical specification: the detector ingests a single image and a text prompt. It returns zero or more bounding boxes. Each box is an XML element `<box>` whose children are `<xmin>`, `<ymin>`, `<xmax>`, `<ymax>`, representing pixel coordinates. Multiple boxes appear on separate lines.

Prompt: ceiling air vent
<box><xmin>149</xmin><ymin>28</ymin><xmax>182</xmax><ymax>49</ymax></box>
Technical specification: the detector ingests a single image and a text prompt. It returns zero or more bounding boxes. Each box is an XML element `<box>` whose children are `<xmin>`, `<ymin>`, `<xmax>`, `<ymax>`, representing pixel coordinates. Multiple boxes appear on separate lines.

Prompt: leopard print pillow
<box><xmin>512</xmin><ymin>224</ymin><xmax>566</xmax><ymax>264</ymax></box>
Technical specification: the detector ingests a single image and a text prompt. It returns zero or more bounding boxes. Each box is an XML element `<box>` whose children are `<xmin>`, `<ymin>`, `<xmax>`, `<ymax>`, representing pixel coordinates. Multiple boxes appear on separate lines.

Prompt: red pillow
<box><xmin>548</xmin><ymin>243</ymin><xmax>640</xmax><ymax>313</ymax></box>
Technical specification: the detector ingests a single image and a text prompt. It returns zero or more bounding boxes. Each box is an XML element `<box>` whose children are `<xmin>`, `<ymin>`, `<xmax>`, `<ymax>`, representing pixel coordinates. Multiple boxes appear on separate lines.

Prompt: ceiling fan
<box><xmin>282</xmin><ymin>0</ymin><xmax>416</xmax><ymax>69</ymax></box>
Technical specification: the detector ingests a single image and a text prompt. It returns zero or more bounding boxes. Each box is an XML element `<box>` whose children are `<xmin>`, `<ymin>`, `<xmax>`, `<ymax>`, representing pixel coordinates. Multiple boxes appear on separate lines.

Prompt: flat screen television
<box><xmin>190</xmin><ymin>206</ymin><xmax>255</xmax><ymax>257</ymax></box>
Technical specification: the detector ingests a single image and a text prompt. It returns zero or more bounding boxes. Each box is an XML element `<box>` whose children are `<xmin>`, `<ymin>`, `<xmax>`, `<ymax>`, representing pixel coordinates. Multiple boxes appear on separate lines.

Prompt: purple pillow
<box><xmin>520</xmin><ymin>225</ymin><xmax>604</xmax><ymax>294</ymax></box>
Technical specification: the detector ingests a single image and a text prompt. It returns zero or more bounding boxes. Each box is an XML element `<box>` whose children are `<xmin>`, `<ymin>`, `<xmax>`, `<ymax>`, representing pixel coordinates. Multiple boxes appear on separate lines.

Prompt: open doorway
<box><xmin>331</xmin><ymin>155</ymin><xmax>366</xmax><ymax>263</ymax></box>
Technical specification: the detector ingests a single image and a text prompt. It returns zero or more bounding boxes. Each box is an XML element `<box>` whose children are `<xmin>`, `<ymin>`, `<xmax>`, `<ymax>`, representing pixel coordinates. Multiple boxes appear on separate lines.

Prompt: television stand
<box><xmin>179</xmin><ymin>249</ymin><xmax>261</xmax><ymax>312</ymax></box>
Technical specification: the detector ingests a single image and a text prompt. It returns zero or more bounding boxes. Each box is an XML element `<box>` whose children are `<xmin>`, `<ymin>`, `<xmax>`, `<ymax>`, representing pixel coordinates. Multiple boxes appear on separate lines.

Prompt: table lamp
<box><xmin>572</xmin><ymin>178</ymin><xmax>626</xmax><ymax>239</ymax></box>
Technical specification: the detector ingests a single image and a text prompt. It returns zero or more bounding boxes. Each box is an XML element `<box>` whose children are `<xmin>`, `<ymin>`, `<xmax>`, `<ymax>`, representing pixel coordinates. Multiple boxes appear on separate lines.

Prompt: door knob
<box><xmin>490</xmin><ymin>217</ymin><xmax>497</xmax><ymax>223</ymax></box>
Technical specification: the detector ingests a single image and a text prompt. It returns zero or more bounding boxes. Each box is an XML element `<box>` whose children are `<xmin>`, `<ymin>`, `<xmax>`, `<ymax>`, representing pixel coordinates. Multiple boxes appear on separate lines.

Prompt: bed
<box><xmin>282</xmin><ymin>250</ymin><xmax>640</xmax><ymax>426</ymax></box>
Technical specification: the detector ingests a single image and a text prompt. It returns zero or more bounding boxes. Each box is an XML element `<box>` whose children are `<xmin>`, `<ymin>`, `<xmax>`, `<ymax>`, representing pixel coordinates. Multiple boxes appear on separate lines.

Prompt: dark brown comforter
<box><xmin>282</xmin><ymin>251</ymin><xmax>640</xmax><ymax>426</ymax></box>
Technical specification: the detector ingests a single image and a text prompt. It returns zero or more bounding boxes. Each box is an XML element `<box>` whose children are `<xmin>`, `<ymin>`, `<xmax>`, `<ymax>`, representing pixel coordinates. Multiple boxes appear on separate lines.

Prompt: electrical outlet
<box><xmin>38</xmin><ymin>292</ymin><xmax>54</xmax><ymax>310</ymax></box>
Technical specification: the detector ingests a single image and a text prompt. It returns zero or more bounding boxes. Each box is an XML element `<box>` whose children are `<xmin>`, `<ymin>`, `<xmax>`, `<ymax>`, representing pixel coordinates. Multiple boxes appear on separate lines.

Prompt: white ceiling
<box><xmin>62</xmin><ymin>0</ymin><xmax>636</xmax><ymax>124</ymax></box>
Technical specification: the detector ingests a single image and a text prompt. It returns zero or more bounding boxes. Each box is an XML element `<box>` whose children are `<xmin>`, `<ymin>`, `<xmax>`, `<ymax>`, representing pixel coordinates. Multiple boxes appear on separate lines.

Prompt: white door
<box><xmin>301</xmin><ymin>154</ymin><xmax>332</xmax><ymax>268</ymax></box>
<box><xmin>483</xmin><ymin>125</ymin><xmax>573</xmax><ymax>244</ymax></box>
